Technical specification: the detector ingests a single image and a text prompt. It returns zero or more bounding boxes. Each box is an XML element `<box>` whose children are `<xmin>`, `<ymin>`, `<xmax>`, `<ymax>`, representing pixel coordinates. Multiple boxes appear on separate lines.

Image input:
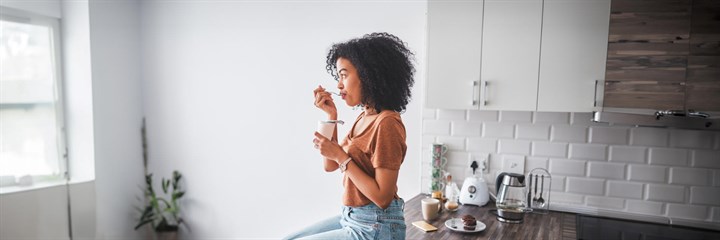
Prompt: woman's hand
<box><xmin>313</xmin><ymin>132</ymin><xmax>347</xmax><ymax>162</ymax></box>
<box><xmin>313</xmin><ymin>85</ymin><xmax>337</xmax><ymax>118</ymax></box>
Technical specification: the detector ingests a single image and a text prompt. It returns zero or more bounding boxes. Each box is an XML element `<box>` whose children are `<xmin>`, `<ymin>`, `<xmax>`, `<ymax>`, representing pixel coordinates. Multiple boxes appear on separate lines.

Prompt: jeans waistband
<box><xmin>344</xmin><ymin>198</ymin><xmax>405</xmax><ymax>213</ymax></box>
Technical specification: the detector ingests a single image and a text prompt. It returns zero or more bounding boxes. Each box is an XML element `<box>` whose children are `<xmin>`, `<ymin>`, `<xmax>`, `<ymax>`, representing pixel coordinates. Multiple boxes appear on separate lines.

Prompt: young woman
<box><xmin>285</xmin><ymin>32</ymin><xmax>415</xmax><ymax>240</ymax></box>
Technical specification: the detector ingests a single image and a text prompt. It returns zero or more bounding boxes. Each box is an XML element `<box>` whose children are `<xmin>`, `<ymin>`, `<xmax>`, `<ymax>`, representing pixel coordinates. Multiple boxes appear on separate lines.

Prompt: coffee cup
<box><xmin>317</xmin><ymin>120</ymin><xmax>344</xmax><ymax>139</ymax></box>
<box><xmin>421</xmin><ymin>198</ymin><xmax>442</xmax><ymax>221</ymax></box>
<box><xmin>431</xmin><ymin>143</ymin><xmax>448</xmax><ymax>157</ymax></box>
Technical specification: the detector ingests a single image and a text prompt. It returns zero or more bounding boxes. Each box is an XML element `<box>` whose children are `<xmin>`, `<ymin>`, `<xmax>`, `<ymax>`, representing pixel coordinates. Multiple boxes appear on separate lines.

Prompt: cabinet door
<box><xmin>537</xmin><ymin>0</ymin><xmax>611</xmax><ymax>112</ymax></box>
<box><xmin>480</xmin><ymin>0</ymin><xmax>542</xmax><ymax>111</ymax></box>
<box><xmin>425</xmin><ymin>0</ymin><xmax>484</xmax><ymax>110</ymax></box>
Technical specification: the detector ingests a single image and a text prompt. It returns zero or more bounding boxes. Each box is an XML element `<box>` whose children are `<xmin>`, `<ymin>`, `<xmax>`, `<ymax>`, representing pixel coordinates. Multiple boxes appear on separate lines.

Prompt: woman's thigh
<box><xmin>283</xmin><ymin>215</ymin><xmax>344</xmax><ymax>240</ymax></box>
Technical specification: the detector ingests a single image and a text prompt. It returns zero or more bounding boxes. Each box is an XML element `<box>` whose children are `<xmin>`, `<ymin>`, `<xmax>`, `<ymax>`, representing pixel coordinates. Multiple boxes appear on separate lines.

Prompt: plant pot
<box><xmin>156</xmin><ymin>231</ymin><xmax>178</xmax><ymax>240</ymax></box>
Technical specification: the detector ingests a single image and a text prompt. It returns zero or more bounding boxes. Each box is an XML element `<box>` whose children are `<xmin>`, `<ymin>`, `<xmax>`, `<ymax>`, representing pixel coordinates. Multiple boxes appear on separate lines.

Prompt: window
<box><xmin>0</xmin><ymin>7</ymin><xmax>66</xmax><ymax>189</ymax></box>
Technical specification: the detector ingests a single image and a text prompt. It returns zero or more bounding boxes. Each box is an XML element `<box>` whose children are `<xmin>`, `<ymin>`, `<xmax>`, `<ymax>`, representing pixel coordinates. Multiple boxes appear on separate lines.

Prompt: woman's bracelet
<box><xmin>339</xmin><ymin>157</ymin><xmax>353</xmax><ymax>173</ymax></box>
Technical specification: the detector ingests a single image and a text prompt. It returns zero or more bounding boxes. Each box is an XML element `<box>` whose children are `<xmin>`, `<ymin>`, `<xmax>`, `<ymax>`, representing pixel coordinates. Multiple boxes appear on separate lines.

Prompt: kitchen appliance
<box><xmin>495</xmin><ymin>172</ymin><xmax>532</xmax><ymax>223</ymax></box>
<box><xmin>459</xmin><ymin>160</ymin><xmax>489</xmax><ymax>206</ymax></box>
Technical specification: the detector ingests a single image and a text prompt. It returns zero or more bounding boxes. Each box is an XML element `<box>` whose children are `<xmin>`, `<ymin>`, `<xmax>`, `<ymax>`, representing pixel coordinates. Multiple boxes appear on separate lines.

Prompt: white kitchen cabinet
<box><xmin>480</xmin><ymin>0</ymin><xmax>542</xmax><ymax>111</ymax></box>
<box><xmin>537</xmin><ymin>0</ymin><xmax>611</xmax><ymax>112</ymax></box>
<box><xmin>425</xmin><ymin>0</ymin><xmax>611</xmax><ymax>112</ymax></box>
<box><xmin>425</xmin><ymin>0</ymin><xmax>484</xmax><ymax>110</ymax></box>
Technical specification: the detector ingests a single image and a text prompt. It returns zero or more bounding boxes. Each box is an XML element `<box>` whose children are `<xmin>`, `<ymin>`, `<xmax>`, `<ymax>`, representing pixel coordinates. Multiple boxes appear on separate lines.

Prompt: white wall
<box><xmin>140</xmin><ymin>1</ymin><xmax>426</xmax><ymax>238</ymax></box>
<box><xmin>87</xmin><ymin>0</ymin><xmax>145</xmax><ymax>239</ymax></box>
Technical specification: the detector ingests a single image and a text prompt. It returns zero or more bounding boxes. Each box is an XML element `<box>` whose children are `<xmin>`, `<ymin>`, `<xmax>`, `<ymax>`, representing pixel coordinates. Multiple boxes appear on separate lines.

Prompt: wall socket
<box><xmin>468</xmin><ymin>154</ymin><xmax>489</xmax><ymax>174</ymax></box>
<box><xmin>502</xmin><ymin>155</ymin><xmax>525</xmax><ymax>174</ymax></box>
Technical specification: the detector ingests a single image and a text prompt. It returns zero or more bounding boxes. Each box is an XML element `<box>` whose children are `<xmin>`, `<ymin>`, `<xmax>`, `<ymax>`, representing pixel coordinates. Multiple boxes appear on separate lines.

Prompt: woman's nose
<box><xmin>336</xmin><ymin>80</ymin><xmax>343</xmax><ymax>89</ymax></box>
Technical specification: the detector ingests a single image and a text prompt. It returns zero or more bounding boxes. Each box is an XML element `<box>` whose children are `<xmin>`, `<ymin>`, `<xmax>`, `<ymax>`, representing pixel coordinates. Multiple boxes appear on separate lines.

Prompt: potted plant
<box><xmin>135</xmin><ymin>170</ymin><xmax>186</xmax><ymax>240</ymax></box>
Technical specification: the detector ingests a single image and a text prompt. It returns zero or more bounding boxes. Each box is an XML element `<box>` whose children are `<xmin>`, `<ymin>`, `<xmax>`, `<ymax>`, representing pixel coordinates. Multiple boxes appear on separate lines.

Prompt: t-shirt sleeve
<box><xmin>370</xmin><ymin>117</ymin><xmax>407</xmax><ymax>170</ymax></box>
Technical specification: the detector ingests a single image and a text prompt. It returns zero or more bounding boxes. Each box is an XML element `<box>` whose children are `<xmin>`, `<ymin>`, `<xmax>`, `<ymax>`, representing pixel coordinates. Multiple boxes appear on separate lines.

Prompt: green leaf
<box><xmin>134</xmin><ymin>219</ymin><xmax>154</xmax><ymax>230</ymax></box>
<box><xmin>172</xmin><ymin>191</ymin><xmax>185</xmax><ymax>200</ymax></box>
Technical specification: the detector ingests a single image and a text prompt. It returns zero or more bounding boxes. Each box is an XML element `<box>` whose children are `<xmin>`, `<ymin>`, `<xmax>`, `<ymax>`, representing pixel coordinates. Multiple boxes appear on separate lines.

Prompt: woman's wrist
<box><xmin>328</xmin><ymin>113</ymin><xmax>337</xmax><ymax>120</ymax></box>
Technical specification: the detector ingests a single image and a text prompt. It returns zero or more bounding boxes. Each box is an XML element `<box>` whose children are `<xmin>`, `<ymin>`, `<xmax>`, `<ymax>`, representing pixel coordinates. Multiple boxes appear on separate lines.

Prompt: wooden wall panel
<box><xmin>605</xmin><ymin>0</ymin><xmax>691</xmax><ymax>110</ymax></box>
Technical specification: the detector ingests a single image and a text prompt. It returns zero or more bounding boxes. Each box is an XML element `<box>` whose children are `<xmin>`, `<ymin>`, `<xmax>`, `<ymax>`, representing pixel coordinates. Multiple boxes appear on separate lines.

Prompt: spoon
<box><xmin>537</xmin><ymin>175</ymin><xmax>545</xmax><ymax>207</ymax></box>
<box><xmin>326</xmin><ymin>91</ymin><xmax>341</xmax><ymax>96</ymax></box>
<box><xmin>532</xmin><ymin>174</ymin><xmax>538</xmax><ymax>207</ymax></box>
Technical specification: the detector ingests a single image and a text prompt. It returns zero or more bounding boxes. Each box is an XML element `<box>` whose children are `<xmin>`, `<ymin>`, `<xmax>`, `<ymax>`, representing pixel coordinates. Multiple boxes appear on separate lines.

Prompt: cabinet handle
<box><xmin>472</xmin><ymin>81</ymin><xmax>479</xmax><ymax>106</ymax></box>
<box><xmin>483</xmin><ymin>81</ymin><xmax>489</xmax><ymax>106</ymax></box>
<box><xmin>593</xmin><ymin>80</ymin><xmax>599</xmax><ymax>107</ymax></box>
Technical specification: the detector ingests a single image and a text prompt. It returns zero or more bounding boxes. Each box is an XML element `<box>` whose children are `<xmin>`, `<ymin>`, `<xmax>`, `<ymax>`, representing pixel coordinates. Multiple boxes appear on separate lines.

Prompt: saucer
<box><xmin>444</xmin><ymin>218</ymin><xmax>486</xmax><ymax>233</ymax></box>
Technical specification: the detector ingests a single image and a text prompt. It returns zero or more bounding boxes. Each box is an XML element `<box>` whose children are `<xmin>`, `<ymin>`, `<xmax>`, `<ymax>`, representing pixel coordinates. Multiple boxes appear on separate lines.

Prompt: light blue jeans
<box><xmin>284</xmin><ymin>199</ymin><xmax>406</xmax><ymax>240</ymax></box>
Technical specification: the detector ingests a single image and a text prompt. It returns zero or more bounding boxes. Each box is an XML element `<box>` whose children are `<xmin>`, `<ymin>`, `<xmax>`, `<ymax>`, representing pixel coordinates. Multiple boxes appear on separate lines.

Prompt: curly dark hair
<box><xmin>326</xmin><ymin>32</ymin><xmax>415</xmax><ymax>113</ymax></box>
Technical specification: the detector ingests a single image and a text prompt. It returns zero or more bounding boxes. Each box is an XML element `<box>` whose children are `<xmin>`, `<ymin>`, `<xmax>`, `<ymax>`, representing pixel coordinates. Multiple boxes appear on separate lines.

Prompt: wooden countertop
<box><xmin>403</xmin><ymin>194</ymin><xmax>577</xmax><ymax>240</ymax></box>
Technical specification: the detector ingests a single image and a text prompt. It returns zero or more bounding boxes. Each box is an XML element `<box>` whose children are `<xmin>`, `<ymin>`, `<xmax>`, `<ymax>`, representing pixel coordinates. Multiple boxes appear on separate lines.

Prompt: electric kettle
<box><xmin>495</xmin><ymin>172</ymin><xmax>532</xmax><ymax>223</ymax></box>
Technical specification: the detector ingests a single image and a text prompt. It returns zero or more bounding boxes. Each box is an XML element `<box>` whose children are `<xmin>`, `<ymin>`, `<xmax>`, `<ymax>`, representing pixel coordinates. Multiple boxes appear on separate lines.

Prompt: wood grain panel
<box><xmin>605</xmin><ymin>56</ymin><xmax>687</xmax><ymax>82</ymax></box>
<box><xmin>609</xmin><ymin>12</ymin><xmax>690</xmax><ymax>36</ymax></box>
<box><xmin>611</xmin><ymin>0</ymin><xmax>691</xmax><ymax>13</ymax></box>
<box><xmin>686</xmin><ymin>56</ymin><xmax>720</xmax><ymax>110</ymax></box>
<box><xmin>690</xmin><ymin>0</ymin><xmax>720</xmax><ymax>55</ymax></box>
<box><xmin>604</xmin><ymin>81</ymin><xmax>685</xmax><ymax>109</ymax></box>
<box><xmin>608</xmin><ymin>42</ymin><xmax>689</xmax><ymax>57</ymax></box>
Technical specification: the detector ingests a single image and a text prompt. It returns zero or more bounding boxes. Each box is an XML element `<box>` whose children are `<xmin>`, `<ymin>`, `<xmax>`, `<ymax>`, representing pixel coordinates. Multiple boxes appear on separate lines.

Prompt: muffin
<box><xmin>461</xmin><ymin>215</ymin><xmax>477</xmax><ymax>230</ymax></box>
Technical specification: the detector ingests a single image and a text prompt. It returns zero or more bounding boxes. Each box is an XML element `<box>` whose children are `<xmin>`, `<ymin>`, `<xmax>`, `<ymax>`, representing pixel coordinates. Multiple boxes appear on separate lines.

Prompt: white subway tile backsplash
<box><xmin>587</xmin><ymin>196</ymin><xmax>625</xmax><ymax>210</ymax></box>
<box><xmin>589</xmin><ymin>127</ymin><xmax>629</xmax><ymax>145</ymax></box>
<box><xmin>423</xmin><ymin>109</ymin><xmax>437</xmax><ymax>120</ymax></box>
<box><xmin>423</xmin><ymin>120</ymin><xmax>451</xmax><ymax>135</ymax></box>
<box><xmin>499</xmin><ymin>111</ymin><xmax>532</xmax><ymax>123</ymax></box>
<box><xmin>692</xmin><ymin>150</ymin><xmax>720</xmax><ymax>169</ymax></box>
<box><xmin>628</xmin><ymin>165</ymin><xmax>668</xmax><ymax>183</ymax></box>
<box><xmin>588</xmin><ymin>162</ymin><xmax>626</xmax><ymax>180</ymax></box>
<box><xmin>532</xmin><ymin>142</ymin><xmax>568</xmax><ymax>158</ymax></box>
<box><xmin>498</xmin><ymin>139</ymin><xmax>531</xmax><ymax>155</ymax></box>
<box><xmin>422</xmin><ymin>136</ymin><xmax>436</xmax><ymax>150</ymax></box>
<box><xmin>608</xmin><ymin>181</ymin><xmax>643</xmax><ymax>199</ymax></box>
<box><xmin>451</xmin><ymin>122</ymin><xmax>481</xmax><ymax>137</ymax></box>
<box><xmin>551</xmin><ymin>125</ymin><xmax>588</xmax><ymax>143</ymax></box>
<box><xmin>438</xmin><ymin>109</ymin><xmax>466</xmax><ymax>121</ymax></box>
<box><xmin>517</xmin><ymin>124</ymin><xmax>550</xmax><ymax>140</ymax></box>
<box><xmin>468</xmin><ymin>110</ymin><xmax>498</xmax><ymax>122</ymax></box>
<box><xmin>647</xmin><ymin>184</ymin><xmax>685</xmax><ymax>203</ymax></box>
<box><xmin>670</xmin><ymin>129</ymin><xmax>715</xmax><ymax>149</ymax></box>
<box><xmin>667</xmin><ymin>204</ymin><xmax>709</xmax><ymax>221</ymax></box>
<box><xmin>630</xmin><ymin>128</ymin><xmax>669</xmax><ymax>147</ymax></box>
<box><xmin>670</xmin><ymin>168</ymin><xmax>711</xmax><ymax>186</ymax></box>
<box><xmin>569</xmin><ymin>144</ymin><xmax>607</xmax><ymax>161</ymax></box>
<box><xmin>483</xmin><ymin>122</ymin><xmax>514</xmax><ymax>139</ymax></box>
<box><xmin>551</xmin><ymin>175</ymin><xmax>565</xmax><ymax>191</ymax></box>
<box><xmin>534</xmin><ymin>112</ymin><xmax>569</xmax><ymax>124</ymax></box>
<box><xmin>423</xmin><ymin>109</ymin><xmax>719</xmax><ymax>227</ymax></box>
<box><xmin>690</xmin><ymin>186</ymin><xmax>720</xmax><ymax>205</ymax></box>
<box><xmin>567</xmin><ymin>177</ymin><xmax>605</xmax><ymax>196</ymax></box>
<box><xmin>649</xmin><ymin>148</ymin><xmax>689</xmax><ymax>166</ymax></box>
<box><xmin>436</xmin><ymin>137</ymin><xmax>466</xmax><ymax>151</ymax></box>
<box><xmin>550</xmin><ymin>159</ymin><xmax>586</xmax><ymax>176</ymax></box>
<box><xmin>626</xmin><ymin>200</ymin><xmax>664</xmax><ymax>215</ymax></box>
<box><xmin>551</xmin><ymin>191</ymin><xmax>585</xmax><ymax>204</ymax></box>
<box><xmin>609</xmin><ymin>146</ymin><xmax>647</xmax><ymax>163</ymax></box>
<box><xmin>526</xmin><ymin>157</ymin><xmax>548</xmax><ymax>172</ymax></box>
<box><xmin>467</xmin><ymin>137</ymin><xmax>498</xmax><ymax>153</ymax></box>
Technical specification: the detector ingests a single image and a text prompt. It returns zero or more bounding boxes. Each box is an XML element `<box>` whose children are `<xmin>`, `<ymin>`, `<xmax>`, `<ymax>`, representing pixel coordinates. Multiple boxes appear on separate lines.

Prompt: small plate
<box><xmin>444</xmin><ymin>218</ymin><xmax>486</xmax><ymax>233</ymax></box>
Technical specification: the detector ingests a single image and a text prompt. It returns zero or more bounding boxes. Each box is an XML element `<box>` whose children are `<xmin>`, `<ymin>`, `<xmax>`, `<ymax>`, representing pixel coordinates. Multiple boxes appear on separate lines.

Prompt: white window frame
<box><xmin>0</xmin><ymin>6</ymin><xmax>68</xmax><ymax>193</ymax></box>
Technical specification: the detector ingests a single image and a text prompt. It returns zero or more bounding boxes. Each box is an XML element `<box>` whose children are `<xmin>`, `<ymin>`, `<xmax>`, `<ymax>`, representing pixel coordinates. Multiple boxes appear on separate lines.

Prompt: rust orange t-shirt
<box><xmin>340</xmin><ymin>110</ymin><xmax>407</xmax><ymax>207</ymax></box>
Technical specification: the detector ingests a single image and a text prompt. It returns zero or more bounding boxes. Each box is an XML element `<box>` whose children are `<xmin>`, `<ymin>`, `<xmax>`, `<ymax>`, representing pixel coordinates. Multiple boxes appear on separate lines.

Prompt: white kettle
<box><xmin>459</xmin><ymin>160</ymin><xmax>489</xmax><ymax>206</ymax></box>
